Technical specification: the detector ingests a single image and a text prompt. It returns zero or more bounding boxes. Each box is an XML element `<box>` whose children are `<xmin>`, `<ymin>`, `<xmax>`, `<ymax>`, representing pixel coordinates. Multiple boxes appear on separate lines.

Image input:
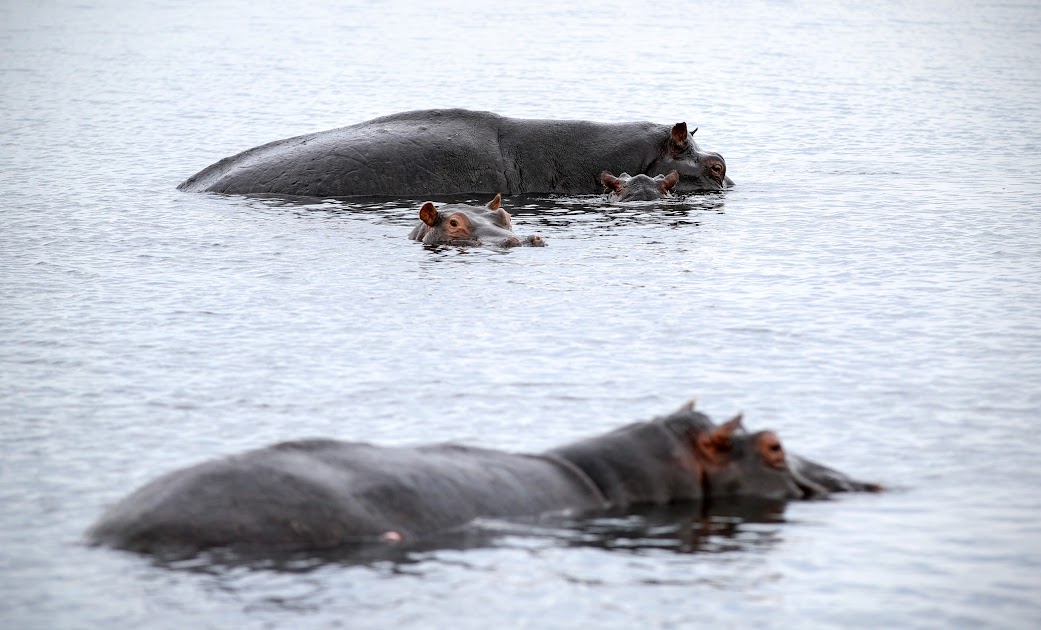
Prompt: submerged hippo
<box><xmin>601</xmin><ymin>170</ymin><xmax>680</xmax><ymax>202</ymax></box>
<box><xmin>409</xmin><ymin>193</ymin><xmax>544</xmax><ymax>247</ymax></box>
<box><xmin>87</xmin><ymin>401</ymin><xmax>878</xmax><ymax>556</ymax></box>
<box><xmin>177</xmin><ymin>109</ymin><xmax>732</xmax><ymax>198</ymax></box>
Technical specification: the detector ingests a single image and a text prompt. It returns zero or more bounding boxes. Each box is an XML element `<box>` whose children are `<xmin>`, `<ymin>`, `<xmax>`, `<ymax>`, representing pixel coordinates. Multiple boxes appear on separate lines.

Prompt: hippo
<box><xmin>409</xmin><ymin>193</ymin><xmax>544</xmax><ymax>247</ymax></box>
<box><xmin>86</xmin><ymin>400</ymin><xmax>878</xmax><ymax>556</ymax></box>
<box><xmin>177</xmin><ymin>109</ymin><xmax>732</xmax><ymax>198</ymax></box>
<box><xmin>601</xmin><ymin>170</ymin><xmax>680</xmax><ymax>202</ymax></box>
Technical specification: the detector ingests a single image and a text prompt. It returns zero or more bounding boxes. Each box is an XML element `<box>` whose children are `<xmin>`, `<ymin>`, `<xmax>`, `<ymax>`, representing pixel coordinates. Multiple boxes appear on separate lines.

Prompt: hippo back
<box><xmin>547</xmin><ymin>410</ymin><xmax>713</xmax><ymax>507</ymax></box>
<box><xmin>88</xmin><ymin>439</ymin><xmax>605</xmax><ymax>555</ymax></box>
<box><xmin>177</xmin><ymin>109</ymin><xmax>727</xmax><ymax>197</ymax></box>
<box><xmin>178</xmin><ymin>110</ymin><xmax>511</xmax><ymax>197</ymax></box>
<box><xmin>496</xmin><ymin>118</ymin><xmax>669</xmax><ymax>195</ymax></box>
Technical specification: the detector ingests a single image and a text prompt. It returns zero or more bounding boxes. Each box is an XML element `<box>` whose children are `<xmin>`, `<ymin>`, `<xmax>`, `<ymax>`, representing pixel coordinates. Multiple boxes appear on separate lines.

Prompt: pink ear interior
<box><xmin>660</xmin><ymin>170</ymin><xmax>680</xmax><ymax>193</ymax></box>
<box><xmin>419</xmin><ymin>202</ymin><xmax>440</xmax><ymax>226</ymax></box>
<box><xmin>670</xmin><ymin>122</ymin><xmax>689</xmax><ymax>149</ymax></box>
<box><xmin>714</xmin><ymin>413</ymin><xmax>744</xmax><ymax>441</ymax></box>
<box><xmin>600</xmin><ymin>171</ymin><xmax>624</xmax><ymax>192</ymax></box>
<box><xmin>486</xmin><ymin>193</ymin><xmax>502</xmax><ymax>211</ymax></box>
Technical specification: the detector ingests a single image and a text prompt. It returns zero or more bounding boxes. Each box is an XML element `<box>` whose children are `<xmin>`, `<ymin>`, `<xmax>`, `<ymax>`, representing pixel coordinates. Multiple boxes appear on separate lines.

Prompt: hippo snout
<box><xmin>501</xmin><ymin>235</ymin><xmax>546</xmax><ymax>248</ymax></box>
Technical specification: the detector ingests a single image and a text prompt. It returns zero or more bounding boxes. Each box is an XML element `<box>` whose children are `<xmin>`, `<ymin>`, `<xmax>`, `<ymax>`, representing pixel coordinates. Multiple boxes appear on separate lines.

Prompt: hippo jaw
<box><xmin>786</xmin><ymin>454</ymin><xmax>884</xmax><ymax>496</ymax></box>
<box><xmin>788</xmin><ymin>464</ymin><xmax>832</xmax><ymax>499</ymax></box>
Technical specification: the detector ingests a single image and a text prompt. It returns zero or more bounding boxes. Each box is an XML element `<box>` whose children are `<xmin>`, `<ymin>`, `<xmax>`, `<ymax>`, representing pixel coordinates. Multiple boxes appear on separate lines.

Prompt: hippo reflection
<box><xmin>601</xmin><ymin>170</ymin><xmax>680</xmax><ymax>202</ymax></box>
<box><xmin>87</xmin><ymin>400</ymin><xmax>879</xmax><ymax>556</ymax></box>
<box><xmin>409</xmin><ymin>194</ymin><xmax>544</xmax><ymax>247</ymax></box>
<box><xmin>177</xmin><ymin>109</ymin><xmax>732</xmax><ymax>197</ymax></box>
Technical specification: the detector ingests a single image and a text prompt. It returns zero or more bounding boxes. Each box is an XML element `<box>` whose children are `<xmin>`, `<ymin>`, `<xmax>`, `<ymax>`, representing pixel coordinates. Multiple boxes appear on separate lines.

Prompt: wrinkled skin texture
<box><xmin>178</xmin><ymin>109</ymin><xmax>733</xmax><ymax>197</ymax></box>
<box><xmin>408</xmin><ymin>193</ymin><xmax>545</xmax><ymax>247</ymax></box>
<box><xmin>87</xmin><ymin>401</ymin><xmax>877</xmax><ymax>555</ymax></box>
<box><xmin>601</xmin><ymin>170</ymin><xmax>680</xmax><ymax>202</ymax></box>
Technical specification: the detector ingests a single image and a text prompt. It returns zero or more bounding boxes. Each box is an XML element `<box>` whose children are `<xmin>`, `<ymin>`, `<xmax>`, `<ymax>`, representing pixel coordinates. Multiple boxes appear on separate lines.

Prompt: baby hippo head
<box><xmin>600</xmin><ymin>170</ymin><xmax>680</xmax><ymax>202</ymax></box>
<box><xmin>408</xmin><ymin>194</ymin><xmax>545</xmax><ymax>248</ymax></box>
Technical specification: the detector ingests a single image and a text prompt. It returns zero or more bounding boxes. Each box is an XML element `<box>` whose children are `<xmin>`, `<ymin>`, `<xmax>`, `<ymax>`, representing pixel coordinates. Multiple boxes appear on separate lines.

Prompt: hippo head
<box><xmin>600</xmin><ymin>170</ymin><xmax>679</xmax><ymax>202</ymax></box>
<box><xmin>686</xmin><ymin>413</ymin><xmax>806</xmax><ymax>501</ymax></box>
<box><xmin>658</xmin><ymin>401</ymin><xmax>869</xmax><ymax>501</ymax></box>
<box><xmin>552</xmin><ymin>400</ymin><xmax>878</xmax><ymax>510</ymax></box>
<box><xmin>408</xmin><ymin>194</ymin><xmax>545</xmax><ymax>248</ymax></box>
<box><xmin>649</xmin><ymin>123</ymin><xmax>732</xmax><ymax>192</ymax></box>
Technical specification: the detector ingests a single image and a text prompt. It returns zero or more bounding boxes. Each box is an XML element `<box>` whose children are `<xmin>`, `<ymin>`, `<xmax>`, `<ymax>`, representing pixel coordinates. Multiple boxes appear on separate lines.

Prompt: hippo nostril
<box><xmin>501</xmin><ymin>236</ymin><xmax>522</xmax><ymax>248</ymax></box>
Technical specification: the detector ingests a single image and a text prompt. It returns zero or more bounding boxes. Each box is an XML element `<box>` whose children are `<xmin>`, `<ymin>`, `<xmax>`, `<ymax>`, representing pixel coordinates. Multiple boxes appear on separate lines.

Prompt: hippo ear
<box><xmin>486</xmin><ymin>193</ymin><xmax>502</xmax><ymax>211</ymax></box>
<box><xmin>600</xmin><ymin>170</ymin><xmax>624</xmax><ymax>192</ymax></box>
<box><xmin>660</xmin><ymin>170</ymin><xmax>680</xmax><ymax>193</ymax></box>
<box><xmin>419</xmin><ymin>202</ymin><xmax>441</xmax><ymax>227</ymax></box>
<box><xmin>708</xmin><ymin>413</ymin><xmax>744</xmax><ymax>448</ymax></box>
<box><xmin>695</xmin><ymin>412</ymin><xmax>744</xmax><ymax>461</ymax></box>
<box><xmin>670</xmin><ymin>122</ymin><xmax>689</xmax><ymax>151</ymax></box>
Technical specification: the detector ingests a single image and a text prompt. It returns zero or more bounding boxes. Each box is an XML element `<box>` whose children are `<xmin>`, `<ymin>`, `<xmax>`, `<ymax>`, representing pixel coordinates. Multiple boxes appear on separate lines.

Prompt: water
<box><xmin>2</xmin><ymin>0</ymin><xmax>1040</xmax><ymax>627</ymax></box>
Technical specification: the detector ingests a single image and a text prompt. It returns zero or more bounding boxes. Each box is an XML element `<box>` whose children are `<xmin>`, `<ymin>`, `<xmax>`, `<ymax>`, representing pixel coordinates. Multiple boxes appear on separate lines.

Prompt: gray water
<box><xmin>3</xmin><ymin>0</ymin><xmax>1041</xmax><ymax>628</ymax></box>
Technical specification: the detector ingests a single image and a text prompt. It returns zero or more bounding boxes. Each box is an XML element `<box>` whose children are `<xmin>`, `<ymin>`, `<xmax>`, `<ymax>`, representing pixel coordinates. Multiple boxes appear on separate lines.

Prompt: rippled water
<box><xmin>3</xmin><ymin>1</ymin><xmax>1041</xmax><ymax>628</ymax></box>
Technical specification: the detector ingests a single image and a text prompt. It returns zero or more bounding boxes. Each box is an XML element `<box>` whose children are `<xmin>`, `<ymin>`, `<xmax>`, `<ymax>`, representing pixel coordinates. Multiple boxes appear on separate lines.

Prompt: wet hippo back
<box><xmin>178</xmin><ymin>109</ymin><xmax>730</xmax><ymax>197</ymax></box>
<box><xmin>87</xmin><ymin>440</ymin><xmax>603</xmax><ymax>554</ymax></box>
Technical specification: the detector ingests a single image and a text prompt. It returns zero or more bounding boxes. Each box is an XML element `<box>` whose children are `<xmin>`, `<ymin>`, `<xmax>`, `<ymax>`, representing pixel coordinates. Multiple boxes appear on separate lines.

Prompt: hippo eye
<box><xmin>756</xmin><ymin>432</ymin><xmax>787</xmax><ymax>468</ymax></box>
<box><xmin>449</xmin><ymin>219</ymin><xmax>459</xmax><ymax>228</ymax></box>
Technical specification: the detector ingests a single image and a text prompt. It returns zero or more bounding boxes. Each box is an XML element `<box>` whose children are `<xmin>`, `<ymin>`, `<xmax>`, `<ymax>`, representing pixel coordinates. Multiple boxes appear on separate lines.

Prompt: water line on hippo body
<box><xmin>83</xmin><ymin>402</ymin><xmax>880</xmax><ymax>559</ymax></box>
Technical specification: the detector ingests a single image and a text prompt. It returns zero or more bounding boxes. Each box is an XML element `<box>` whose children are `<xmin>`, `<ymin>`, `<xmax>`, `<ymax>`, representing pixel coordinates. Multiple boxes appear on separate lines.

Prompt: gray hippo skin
<box><xmin>409</xmin><ymin>193</ymin><xmax>544</xmax><ymax>247</ymax></box>
<box><xmin>87</xmin><ymin>400</ymin><xmax>878</xmax><ymax>555</ymax></box>
<box><xmin>177</xmin><ymin>109</ymin><xmax>732</xmax><ymax>197</ymax></box>
<box><xmin>601</xmin><ymin>170</ymin><xmax>680</xmax><ymax>202</ymax></box>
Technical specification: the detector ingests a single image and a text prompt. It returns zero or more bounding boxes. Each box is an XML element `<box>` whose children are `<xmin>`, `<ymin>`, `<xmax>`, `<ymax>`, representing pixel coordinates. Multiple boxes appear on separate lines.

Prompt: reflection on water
<box><xmin>247</xmin><ymin>192</ymin><xmax>728</xmax><ymax>234</ymax></box>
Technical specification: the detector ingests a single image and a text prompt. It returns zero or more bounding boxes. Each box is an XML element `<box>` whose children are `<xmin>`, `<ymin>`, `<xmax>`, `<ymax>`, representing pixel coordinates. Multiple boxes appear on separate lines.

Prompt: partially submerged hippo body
<box><xmin>601</xmin><ymin>170</ymin><xmax>680</xmax><ymax>202</ymax></box>
<box><xmin>177</xmin><ymin>109</ymin><xmax>732</xmax><ymax>198</ymax></box>
<box><xmin>409</xmin><ymin>194</ymin><xmax>544</xmax><ymax>247</ymax></box>
<box><xmin>88</xmin><ymin>401</ymin><xmax>878</xmax><ymax>556</ymax></box>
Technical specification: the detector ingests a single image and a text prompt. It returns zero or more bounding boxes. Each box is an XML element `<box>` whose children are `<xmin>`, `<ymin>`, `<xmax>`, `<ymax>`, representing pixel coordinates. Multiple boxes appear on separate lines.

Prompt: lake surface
<box><xmin>2</xmin><ymin>0</ymin><xmax>1040</xmax><ymax>627</ymax></box>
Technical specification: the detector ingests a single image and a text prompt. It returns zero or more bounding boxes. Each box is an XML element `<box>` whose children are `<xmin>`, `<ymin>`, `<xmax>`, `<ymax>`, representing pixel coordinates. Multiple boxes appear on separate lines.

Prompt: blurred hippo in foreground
<box><xmin>177</xmin><ymin>109</ymin><xmax>732</xmax><ymax>198</ymax></box>
<box><xmin>601</xmin><ymin>170</ymin><xmax>680</xmax><ymax>202</ymax></box>
<box><xmin>409</xmin><ymin>193</ymin><xmax>544</xmax><ymax>247</ymax></box>
<box><xmin>88</xmin><ymin>400</ymin><xmax>879</xmax><ymax>557</ymax></box>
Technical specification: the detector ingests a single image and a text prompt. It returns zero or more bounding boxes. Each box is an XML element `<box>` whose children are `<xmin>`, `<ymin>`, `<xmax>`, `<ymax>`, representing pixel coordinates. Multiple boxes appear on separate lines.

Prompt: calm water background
<box><xmin>3</xmin><ymin>1</ymin><xmax>1040</xmax><ymax>628</ymax></box>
